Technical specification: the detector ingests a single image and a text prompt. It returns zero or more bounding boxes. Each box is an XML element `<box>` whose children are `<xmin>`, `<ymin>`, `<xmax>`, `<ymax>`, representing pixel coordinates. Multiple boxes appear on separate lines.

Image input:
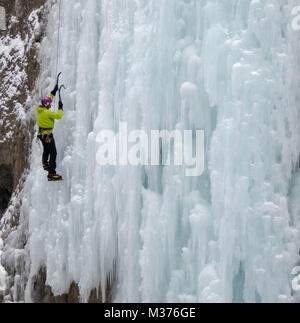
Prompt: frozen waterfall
<box><xmin>19</xmin><ymin>0</ymin><xmax>300</xmax><ymax>302</ymax></box>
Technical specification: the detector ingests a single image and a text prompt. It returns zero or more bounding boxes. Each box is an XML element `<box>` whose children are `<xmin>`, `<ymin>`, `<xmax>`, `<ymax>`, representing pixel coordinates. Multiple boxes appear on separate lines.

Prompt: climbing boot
<box><xmin>48</xmin><ymin>173</ymin><xmax>63</xmax><ymax>182</ymax></box>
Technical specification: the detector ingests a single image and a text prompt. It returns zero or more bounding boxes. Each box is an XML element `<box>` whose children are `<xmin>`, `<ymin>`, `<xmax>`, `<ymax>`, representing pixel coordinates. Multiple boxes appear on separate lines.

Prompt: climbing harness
<box><xmin>38</xmin><ymin>128</ymin><xmax>54</xmax><ymax>143</ymax></box>
<box><xmin>39</xmin><ymin>127</ymin><xmax>53</xmax><ymax>134</ymax></box>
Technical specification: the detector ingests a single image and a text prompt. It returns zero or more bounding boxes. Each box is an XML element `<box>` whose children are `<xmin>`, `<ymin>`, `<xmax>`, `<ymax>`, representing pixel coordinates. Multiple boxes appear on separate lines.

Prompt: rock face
<box><xmin>31</xmin><ymin>268</ymin><xmax>113</xmax><ymax>303</ymax></box>
<box><xmin>0</xmin><ymin>0</ymin><xmax>48</xmax><ymax>303</ymax></box>
<box><xmin>0</xmin><ymin>0</ymin><xmax>46</xmax><ymax>217</ymax></box>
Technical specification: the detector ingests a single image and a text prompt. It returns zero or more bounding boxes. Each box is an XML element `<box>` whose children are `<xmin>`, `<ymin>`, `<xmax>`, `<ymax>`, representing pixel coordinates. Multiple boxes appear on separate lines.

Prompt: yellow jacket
<box><xmin>36</xmin><ymin>94</ymin><xmax>63</xmax><ymax>135</ymax></box>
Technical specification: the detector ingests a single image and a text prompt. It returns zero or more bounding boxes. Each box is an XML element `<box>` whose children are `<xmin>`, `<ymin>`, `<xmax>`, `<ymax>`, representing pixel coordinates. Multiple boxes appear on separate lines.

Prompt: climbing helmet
<box><xmin>41</xmin><ymin>96</ymin><xmax>53</xmax><ymax>107</ymax></box>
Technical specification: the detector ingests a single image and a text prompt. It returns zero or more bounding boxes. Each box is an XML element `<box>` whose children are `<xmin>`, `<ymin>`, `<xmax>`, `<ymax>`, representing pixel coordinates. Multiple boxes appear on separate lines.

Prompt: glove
<box><xmin>58</xmin><ymin>101</ymin><xmax>63</xmax><ymax>110</ymax></box>
<box><xmin>51</xmin><ymin>84</ymin><xmax>59</xmax><ymax>96</ymax></box>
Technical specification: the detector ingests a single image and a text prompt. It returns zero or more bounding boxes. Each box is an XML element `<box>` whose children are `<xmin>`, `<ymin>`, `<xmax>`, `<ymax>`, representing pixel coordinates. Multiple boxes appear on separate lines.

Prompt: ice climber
<box><xmin>36</xmin><ymin>74</ymin><xmax>64</xmax><ymax>182</ymax></box>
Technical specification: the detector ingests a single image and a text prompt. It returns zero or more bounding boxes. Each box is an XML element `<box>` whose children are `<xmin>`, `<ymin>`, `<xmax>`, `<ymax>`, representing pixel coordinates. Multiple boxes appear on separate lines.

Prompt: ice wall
<box><xmin>0</xmin><ymin>238</ymin><xmax>6</xmax><ymax>299</ymax></box>
<box><xmin>21</xmin><ymin>0</ymin><xmax>300</xmax><ymax>302</ymax></box>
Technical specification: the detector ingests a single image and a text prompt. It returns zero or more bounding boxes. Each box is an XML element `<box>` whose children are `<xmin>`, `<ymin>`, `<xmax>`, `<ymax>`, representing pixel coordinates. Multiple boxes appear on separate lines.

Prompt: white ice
<box><xmin>0</xmin><ymin>238</ymin><xmax>6</xmax><ymax>298</ymax></box>
<box><xmin>6</xmin><ymin>0</ymin><xmax>300</xmax><ymax>302</ymax></box>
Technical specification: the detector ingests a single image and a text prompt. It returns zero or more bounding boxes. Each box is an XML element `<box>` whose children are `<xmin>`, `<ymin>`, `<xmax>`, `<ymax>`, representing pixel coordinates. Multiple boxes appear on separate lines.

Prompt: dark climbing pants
<box><xmin>38</xmin><ymin>134</ymin><xmax>57</xmax><ymax>174</ymax></box>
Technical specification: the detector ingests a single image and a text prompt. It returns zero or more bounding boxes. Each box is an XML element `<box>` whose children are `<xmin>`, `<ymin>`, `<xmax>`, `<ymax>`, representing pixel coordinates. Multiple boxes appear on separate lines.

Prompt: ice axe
<box><xmin>59</xmin><ymin>84</ymin><xmax>66</xmax><ymax>102</ymax></box>
<box><xmin>56</xmin><ymin>72</ymin><xmax>62</xmax><ymax>87</ymax></box>
<box><xmin>58</xmin><ymin>84</ymin><xmax>66</xmax><ymax>110</ymax></box>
